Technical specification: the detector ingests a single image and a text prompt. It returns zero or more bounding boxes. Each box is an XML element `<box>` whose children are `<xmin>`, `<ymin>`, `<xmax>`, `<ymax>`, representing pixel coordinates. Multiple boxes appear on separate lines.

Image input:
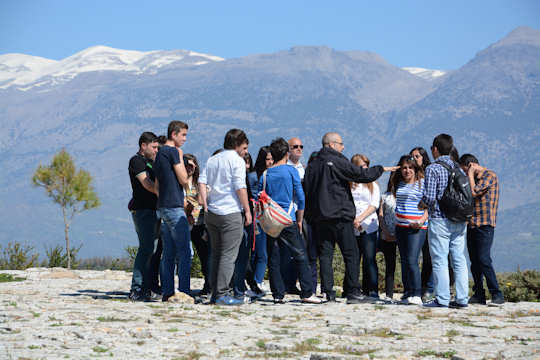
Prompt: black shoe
<box><xmin>162</xmin><ymin>293</ymin><xmax>174</xmax><ymax>302</ymax></box>
<box><xmin>325</xmin><ymin>293</ymin><xmax>336</xmax><ymax>302</ymax></box>
<box><xmin>128</xmin><ymin>290</ymin><xmax>148</xmax><ymax>302</ymax></box>
<box><xmin>490</xmin><ymin>294</ymin><xmax>505</xmax><ymax>306</ymax></box>
<box><xmin>346</xmin><ymin>293</ymin><xmax>370</xmax><ymax>304</ymax></box>
<box><xmin>468</xmin><ymin>294</ymin><xmax>487</xmax><ymax>305</ymax></box>
<box><xmin>449</xmin><ymin>301</ymin><xmax>468</xmax><ymax>309</ymax></box>
<box><xmin>273</xmin><ymin>298</ymin><xmax>285</xmax><ymax>304</ymax></box>
<box><xmin>286</xmin><ymin>287</ymin><xmax>302</xmax><ymax>295</ymax></box>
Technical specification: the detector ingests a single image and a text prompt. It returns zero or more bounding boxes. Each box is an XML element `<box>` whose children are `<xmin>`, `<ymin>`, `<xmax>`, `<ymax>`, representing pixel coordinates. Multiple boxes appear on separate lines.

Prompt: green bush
<box><xmin>498</xmin><ymin>270</ymin><xmax>540</xmax><ymax>302</ymax></box>
<box><xmin>44</xmin><ymin>245</ymin><xmax>81</xmax><ymax>269</ymax></box>
<box><xmin>0</xmin><ymin>242</ymin><xmax>39</xmax><ymax>270</ymax></box>
<box><xmin>125</xmin><ymin>245</ymin><xmax>138</xmax><ymax>263</ymax></box>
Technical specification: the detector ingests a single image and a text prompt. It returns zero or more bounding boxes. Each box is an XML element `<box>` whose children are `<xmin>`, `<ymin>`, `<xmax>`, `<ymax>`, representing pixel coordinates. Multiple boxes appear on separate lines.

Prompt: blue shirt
<box><xmin>258</xmin><ymin>164</ymin><xmax>305</xmax><ymax>222</ymax></box>
<box><xmin>153</xmin><ymin>145</ymin><xmax>184</xmax><ymax>209</ymax></box>
<box><xmin>421</xmin><ymin>155</ymin><xmax>457</xmax><ymax>220</ymax></box>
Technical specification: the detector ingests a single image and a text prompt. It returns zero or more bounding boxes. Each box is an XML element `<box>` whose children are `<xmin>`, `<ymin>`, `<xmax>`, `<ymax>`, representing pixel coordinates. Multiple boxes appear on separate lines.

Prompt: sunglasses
<box><xmin>291</xmin><ymin>145</ymin><xmax>304</xmax><ymax>149</ymax></box>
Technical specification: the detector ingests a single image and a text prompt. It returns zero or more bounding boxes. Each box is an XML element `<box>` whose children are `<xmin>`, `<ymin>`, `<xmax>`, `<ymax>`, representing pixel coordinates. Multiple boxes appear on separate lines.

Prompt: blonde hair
<box><xmin>350</xmin><ymin>154</ymin><xmax>375</xmax><ymax>194</ymax></box>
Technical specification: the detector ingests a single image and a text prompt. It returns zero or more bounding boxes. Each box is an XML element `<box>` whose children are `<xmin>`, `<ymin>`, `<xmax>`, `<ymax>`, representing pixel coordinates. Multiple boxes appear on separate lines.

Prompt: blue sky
<box><xmin>1</xmin><ymin>1</ymin><xmax>539</xmax><ymax>70</ymax></box>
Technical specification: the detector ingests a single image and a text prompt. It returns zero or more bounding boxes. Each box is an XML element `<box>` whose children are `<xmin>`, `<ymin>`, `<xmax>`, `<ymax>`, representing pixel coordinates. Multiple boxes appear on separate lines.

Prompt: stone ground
<box><xmin>0</xmin><ymin>268</ymin><xmax>538</xmax><ymax>360</ymax></box>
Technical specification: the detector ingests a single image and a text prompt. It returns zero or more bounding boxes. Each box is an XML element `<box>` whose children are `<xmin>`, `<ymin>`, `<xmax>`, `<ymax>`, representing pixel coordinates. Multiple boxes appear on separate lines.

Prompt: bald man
<box><xmin>304</xmin><ymin>132</ymin><xmax>397</xmax><ymax>304</ymax></box>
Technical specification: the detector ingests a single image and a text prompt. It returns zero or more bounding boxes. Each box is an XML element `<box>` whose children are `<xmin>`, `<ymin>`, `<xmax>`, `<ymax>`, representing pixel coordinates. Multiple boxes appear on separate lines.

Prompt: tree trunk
<box><xmin>63</xmin><ymin>206</ymin><xmax>71</xmax><ymax>269</ymax></box>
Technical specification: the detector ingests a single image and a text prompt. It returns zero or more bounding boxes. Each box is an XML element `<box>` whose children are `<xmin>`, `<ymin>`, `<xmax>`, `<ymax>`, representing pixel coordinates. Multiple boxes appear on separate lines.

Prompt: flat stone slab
<box><xmin>0</xmin><ymin>269</ymin><xmax>538</xmax><ymax>359</ymax></box>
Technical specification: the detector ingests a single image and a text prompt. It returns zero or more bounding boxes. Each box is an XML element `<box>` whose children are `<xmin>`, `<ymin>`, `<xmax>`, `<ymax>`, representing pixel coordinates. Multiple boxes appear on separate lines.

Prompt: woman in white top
<box><xmin>349</xmin><ymin>154</ymin><xmax>380</xmax><ymax>299</ymax></box>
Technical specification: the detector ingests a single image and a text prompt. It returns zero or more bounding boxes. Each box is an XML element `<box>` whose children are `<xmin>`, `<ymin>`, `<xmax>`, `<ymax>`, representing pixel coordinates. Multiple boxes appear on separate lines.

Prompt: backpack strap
<box><xmin>435</xmin><ymin>160</ymin><xmax>452</xmax><ymax>171</ymax></box>
<box><xmin>263</xmin><ymin>169</ymin><xmax>294</xmax><ymax>215</ymax></box>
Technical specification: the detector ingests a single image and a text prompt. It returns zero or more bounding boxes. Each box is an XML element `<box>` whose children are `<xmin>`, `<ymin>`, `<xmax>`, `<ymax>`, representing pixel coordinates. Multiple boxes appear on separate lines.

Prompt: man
<box><xmin>199</xmin><ymin>129</ymin><xmax>252</xmax><ymax>305</ymax></box>
<box><xmin>419</xmin><ymin>134</ymin><xmax>469</xmax><ymax>308</ymax></box>
<box><xmin>304</xmin><ymin>132</ymin><xmax>396</xmax><ymax>303</ymax></box>
<box><xmin>459</xmin><ymin>154</ymin><xmax>504</xmax><ymax>305</ymax></box>
<box><xmin>153</xmin><ymin>121</ymin><xmax>192</xmax><ymax>301</ymax></box>
<box><xmin>128</xmin><ymin>132</ymin><xmax>160</xmax><ymax>301</ymax></box>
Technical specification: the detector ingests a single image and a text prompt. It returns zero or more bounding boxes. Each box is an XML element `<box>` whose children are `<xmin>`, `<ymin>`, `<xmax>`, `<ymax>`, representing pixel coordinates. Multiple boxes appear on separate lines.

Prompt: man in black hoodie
<box><xmin>304</xmin><ymin>132</ymin><xmax>397</xmax><ymax>304</ymax></box>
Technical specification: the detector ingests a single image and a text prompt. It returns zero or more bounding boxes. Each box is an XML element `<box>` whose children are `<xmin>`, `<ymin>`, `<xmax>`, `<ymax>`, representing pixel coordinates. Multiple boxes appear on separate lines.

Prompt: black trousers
<box><xmin>191</xmin><ymin>224</ymin><xmax>211</xmax><ymax>293</ymax></box>
<box><xmin>316</xmin><ymin>219</ymin><xmax>360</xmax><ymax>297</ymax></box>
<box><xmin>379</xmin><ymin>239</ymin><xmax>397</xmax><ymax>298</ymax></box>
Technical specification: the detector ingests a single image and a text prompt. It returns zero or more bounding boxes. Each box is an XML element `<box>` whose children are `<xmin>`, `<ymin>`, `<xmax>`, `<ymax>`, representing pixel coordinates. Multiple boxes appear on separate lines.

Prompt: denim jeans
<box><xmin>267</xmin><ymin>223</ymin><xmax>313</xmax><ymax>299</ymax></box>
<box><xmin>357</xmin><ymin>231</ymin><xmax>379</xmax><ymax>296</ymax></box>
<box><xmin>130</xmin><ymin>209</ymin><xmax>160</xmax><ymax>293</ymax></box>
<box><xmin>467</xmin><ymin>225</ymin><xmax>502</xmax><ymax>298</ymax></box>
<box><xmin>160</xmin><ymin>207</ymin><xmax>193</xmax><ymax>296</ymax></box>
<box><xmin>396</xmin><ymin>227</ymin><xmax>426</xmax><ymax>298</ymax></box>
<box><xmin>251</xmin><ymin>224</ymin><xmax>268</xmax><ymax>284</ymax></box>
<box><xmin>428</xmin><ymin>218</ymin><xmax>469</xmax><ymax>306</ymax></box>
<box><xmin>232</xmin><ymin>227</ymin><xmax>251</xmax><ymax>297</ymax></box>
<box><xmin>191</xmin><ymin>224</ymin><xmax>210</xmax><ymax>293</ymax></box>
<box><xmin>420</xmin><ymin>234</ymin><xmax>433</xmax><ymax>294</ymax></box>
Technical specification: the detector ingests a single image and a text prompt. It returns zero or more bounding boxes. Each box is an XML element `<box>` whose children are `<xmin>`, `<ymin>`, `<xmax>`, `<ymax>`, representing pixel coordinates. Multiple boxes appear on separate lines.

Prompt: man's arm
<box><xmin>173</xmin><ymin>148</ymin><xmax>188</xmax><ymax>186</ymax></box>
<box><xmin>198</xmin><ymin>182</ymin><xmax>208</xmax><ymax>212</ymax></box>
<box><xmin>420</xmin><ymin>166</ymin><xmax>437</xmax><ymax>209</ymax></box>
<box><xmin>468</xmin><ymin>164</ymin><xmax>491</xmax><ymax>197</ymax></box>
<box><xmin>236</xmin><ymin>188</ymin><xmax>252</xmax><ymax>226</ymax></box>
<box><xmin>136</xmin><ymin>172</ymin><xmax>157</xmax><ymax>195</ymax></box>
<box><xmin>154</xmin><ymin>178</ymin><xmax>159</xmax><ymax>197</ymax></box>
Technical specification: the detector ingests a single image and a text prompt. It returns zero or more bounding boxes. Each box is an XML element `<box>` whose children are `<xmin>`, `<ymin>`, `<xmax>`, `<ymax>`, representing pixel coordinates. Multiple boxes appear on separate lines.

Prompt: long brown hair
<box><xmin>350</xmin><ymin>154</ymin><xmax>375</xmax><ymax>194</ymax></box>
<box><xmin>390</xmin><ymin>155</ymin><xmax>423</xmax><ymax>196</ymax></box>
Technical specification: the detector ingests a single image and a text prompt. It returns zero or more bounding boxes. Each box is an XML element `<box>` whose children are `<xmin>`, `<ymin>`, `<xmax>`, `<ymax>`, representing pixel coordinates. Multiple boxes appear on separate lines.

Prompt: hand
<box><xmin>409</xmin><ymin>221</ymin><xmax>420</xmax><ymax>229</ymax></box>
<box><xmin>383</xmin><ymin>166</ymin><xmax>400</xmax><ymax>172</ymax></box>
<box><xmin>353</xmin><ymin>216</ymin><xmax>362</xmax><ymax>229</ymax></box>
<box><xmin>177</xmin><ymin>147</ymin><xmax>184</xmax><ymax>158</ymax></box>
<box><xmin>244</xmin><ymin>211</ymin><xmax>252</xmax><ymax>226</ymax></box>
<box><xmin>297</xmin><ymin>221</ymin><xmax>303</xmax><ymax>235</ymax></box>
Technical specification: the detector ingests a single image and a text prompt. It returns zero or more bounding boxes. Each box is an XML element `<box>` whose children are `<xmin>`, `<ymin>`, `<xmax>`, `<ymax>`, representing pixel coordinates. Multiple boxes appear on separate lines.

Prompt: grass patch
<box><xmin>255</xmin><ymin>339</ymin><xmax>266</xmax><ymax>349</ymax></box>
<box><xmin>178</xmin><ymin>351</ymin><xmax>204</xmax><ymax>360</ymax></box>
<box><xmin>509</xmin><ymin>310</ymin><xmax>540</xmax><ymax>318</ymax></box>
<box><xmin>0</xmin><ymin>273</ymin><xmax>25</xmax><ymax>282</ymax></box>
<box><xmin>167</xmin><ymin>328</ymin><xmax>179</xmax><ymax>332</ymax></box>
<box><xmin>369</xmin><ymin>328</ymin><xmax>394</xmax><ymax>338</ymax></box>
<box><xmin>417</xmin><ymin>349</ymin><xmax>456</xmax><ymax>358</ymax></box>
<box><xmin>97</xmin><ymin>316</ymin><xmax>130</xmax><ymax>322</ymax></box>
<box><xmin>446</xmin><ymin>329</ymin><xmax>460</xmax><ymax>338</ymax></box>
<box><xmin>335</xmin><ymin>346</ymin><xmax>379</xmax><ymax>357</ymax></box>
<box><xmin>292</xmin><ymin>338</ymin><xmax>321</xmax><ymax>353</ymax></box>
<box><xmin>374</xmin><ymin>304</ymin><xmax>385</xmax><ymax>310</ymax></box>
<box><xmin>92</xmin><ymin>346</ymin><xmax>109</xmax><ymax>353</ymax></box>
<box><xmin>448</xmin><ymin>318</ymin><xmax>479</xmax><ymax>327</ymax></box>
<box><xmin>31</xmin><ymin>312</ymin><xmax>41</xmax><ymax>318</ymax></box>
<box><xmin>28</xmin><ymin>345</ymin><xmax>40</xmax><ymax>349</ymax></box>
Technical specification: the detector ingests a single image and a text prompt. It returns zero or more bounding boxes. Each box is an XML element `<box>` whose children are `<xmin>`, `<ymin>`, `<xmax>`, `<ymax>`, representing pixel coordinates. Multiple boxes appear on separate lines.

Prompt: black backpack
<box><xmin>435</xmin><ymin>161</ymin><xmax>473</xmax><ymax>223</ymax></box>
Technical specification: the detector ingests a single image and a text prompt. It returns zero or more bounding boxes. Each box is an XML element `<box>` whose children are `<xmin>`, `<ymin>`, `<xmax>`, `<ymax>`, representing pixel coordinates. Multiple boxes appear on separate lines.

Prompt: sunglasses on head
<box><xmin>291</xmin><ymin>145</ymin><xmax>304</xmax><ymax>149</ymax></box>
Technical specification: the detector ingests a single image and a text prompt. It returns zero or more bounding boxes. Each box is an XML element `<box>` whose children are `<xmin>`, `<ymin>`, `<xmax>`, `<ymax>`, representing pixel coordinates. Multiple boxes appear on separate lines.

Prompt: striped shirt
<box><xmin>395</xmin><ymin>179</ymin><xmax>428</xmax><ymax>229</ymax></box>
<box><xmin>470</xmin><ymin>169</ymin><xmax>499</xmax><ymax>228</ymax></box>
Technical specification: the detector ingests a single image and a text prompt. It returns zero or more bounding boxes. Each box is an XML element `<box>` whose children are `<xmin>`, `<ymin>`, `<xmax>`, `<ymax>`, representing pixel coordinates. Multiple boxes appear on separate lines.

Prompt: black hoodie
<box><xmin>304</xmin><ymin>147</ymin><xmax>384</xmax><ymax>223</ymax></box>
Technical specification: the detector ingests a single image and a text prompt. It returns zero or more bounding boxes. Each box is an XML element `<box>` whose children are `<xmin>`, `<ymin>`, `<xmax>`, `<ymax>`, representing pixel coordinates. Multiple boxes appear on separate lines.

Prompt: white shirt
<box><xmin>199</xmin><ymin>150</ymin><xmax>246</xmax><ymax>216</ymax></box>
<box><xmin>287</xmin><ymin>159</ymin><xmax>305</xmax><ymax>180</ymax></box>
<box><xmin>351</xmin><ymin>182</ymin><xmax>380</xmax><ymax>235</ymax></box>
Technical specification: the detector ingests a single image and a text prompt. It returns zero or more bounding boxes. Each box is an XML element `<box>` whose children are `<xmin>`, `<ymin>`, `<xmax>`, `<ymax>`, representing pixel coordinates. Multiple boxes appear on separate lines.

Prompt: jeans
<box><xmin>379</xmin><ymin>239</ymin><xmax>397</xmax><ymax>298</ymax></box>
<box><xmin>467</xmin><ymin>225</ymin><xmax>502</xmax><ymax>298</ymax></box>
<box><xmin>160</xmin><ymin>207</ymin><xmax>193</xmax><ymax>296</ymax></box>
<box><xmin>206</xmin><ymin>211</ymin><xmax>244</xmax><ymax>299</ymax></box>
<box><xmin>317</xmin><ymin>220</ymin><xmax>360</xmax><ymax>297</ymax></box>
<box><xmin>191</xmin><ymin>224</ymin><xmax>210</xmax><ymax>293</ymax></box>
<box><xmin>396</xmin><ymin>226</ymin><xmax>426</xmax><ymax>298</ymax></box>
<box><xmin>232</xmin><ymin>227</ymin><xmax>251</xmax><ymax>297</ymax></box>
<box><xmin>357</xmin><ymin>231</ymin><xmax>379</xmax><ymax>296</ymax></box>
<box><xmin>251</xmin><ymin>224</ymin><xmax>268</xmax><ymax>284</ymax></box>
<box><xmin>428</xmin><ymin>218</ymin><xmax>469</xmax><ymax>306</ymax></box>
<box><xmin>130</xmin><ymin>209</ymin><xmax>160</xmax><ymax>293</ymax></box>
<box><xmin>267</xmin><ymin>223</ymin><xmax>313</xmax><ymax>299</ymax></box>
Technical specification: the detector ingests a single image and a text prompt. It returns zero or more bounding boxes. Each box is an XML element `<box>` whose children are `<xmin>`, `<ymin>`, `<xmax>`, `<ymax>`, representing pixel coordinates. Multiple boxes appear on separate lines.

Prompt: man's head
<box><xmin>458</xmin><ymin>153</ymin><xmax>479</xmax><ymax>173</ymax></box>
<box><xmin>224</xmin><ymin>128</ymin><xmax>249</xmax><ymax>157</ymax></box>
<box><xmin>322</xmin><ymin>132</ymin><xmax>344</xmax><ymax>153</ymax></box>
<box><xmin>138</xmin><ymin>132</ymin><xmax>158</xmax><ymax>160</ymax></box>
<box><xmin>288</xmin><ymin>137</ymin><xmax>303</xmax><ymax>163</ymax></box>
<box><xmin>270</xmin><ymin>137</ymin><xmax>289</xmax><ymax>163</ymax></box>
<box><xmin>431</xmin><ymin>133</ymin><xmax>453</xmax><ymax>158</ymax></box>
<box><xmin>167</xmin><ymin>121</ymin><xmax>189</xmax><ymax>147</ymax></box>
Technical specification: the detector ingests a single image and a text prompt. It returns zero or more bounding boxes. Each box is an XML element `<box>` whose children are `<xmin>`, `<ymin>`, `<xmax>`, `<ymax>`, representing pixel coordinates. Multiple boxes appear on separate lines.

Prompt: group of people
<box><xmin>128</xmin><ymin>121</ymin><xmax>504</xmax><ymax>308</ymax></box>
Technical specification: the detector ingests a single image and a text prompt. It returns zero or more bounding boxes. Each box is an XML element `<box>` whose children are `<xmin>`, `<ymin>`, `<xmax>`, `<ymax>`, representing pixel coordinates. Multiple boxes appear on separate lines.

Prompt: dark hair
<box><xmin>449</xmin><ymin>146</ymin><xmax>460</xmax><ymax>162</ymax></box>
<box><xmin>307</xmin><ymin>151</ymin><xmax>319</xmax><ymax>165</ymax></box>
<box><xmin>183</xmin><ymin>153</ymin><xmax>199</xmax><ymax>187</ymax></box>
<box><xmin>409</xmin><ymin>147</ymin><xmax>431</xmax><ymax>170</ymax></box>
<box><xmin>212</xmin><ymin>148</ymin><xmax>224</xmax><ymax>156</ymax></box>
<box><xmin>269</xmin><ymin>137</ymin><xmax>289</xmax><ymax>163</ymax></box>
<box><xmin>458</xmin><ymin>153</ymin><xmax>479</xmax><ymax>167</ymax></box>
<box><xmin>223</xmin><ymin>129</ymin><xmax>249</xmax><ymax>150</ymax></box>
<box><xmin>167</xmin><ymin>120</ymin><xmax>189</xmax><ymax>139</ymax></box>
<box><xmin>138</xmin><ymin>132</ymin><xmax>157</xmax><ymax>147</ymax></box>
<box><xmin>254</xmin><ymin>146</ymin><xmax>272</xmax><ymax>178</ymax></box>
<box><xmin>432</xmin><ymin>133</ymin><xmax>453</xmax><ymax>155</ymax></box>
<box><xmin>386</xmin><ymin>171</ymin><xmax>397</xmax><ymax>194</ymax></box>
<box><xmin>390</xmin><ymin>155</ymin><xmax>423</xmax><ymax>196</ymax></box>
<box><xmin>244</xmin><ymin>152</ymin><xmax>253</xmax><ymax>172</ymax></box>
<box><xmin>157</xmin><ymin>135</ymin><xmax>167</xmax><ymax>147</ymax></box>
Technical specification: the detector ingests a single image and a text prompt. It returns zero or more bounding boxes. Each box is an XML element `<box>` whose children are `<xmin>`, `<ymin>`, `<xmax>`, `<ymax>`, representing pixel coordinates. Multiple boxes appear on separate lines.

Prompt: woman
<box><xmin>254</xmin><ymin>146</ymin><xmax>274</xmax><ymax>179</ymax></box>
<box><xmin>183</xmin><ymin>153</ymin><xmax>210</xmax><ymax>297</ymax></box>
<box><xmin>392</xmin><ymin>155</ymin><xmax>428</xmax><ymax>305</ymax></box>
<box><xmin>258</xmin><ymin>138</ymin><xmax>321</xmax><ymax>304</ymax></box>
<box><xmin>349</xmin><ymin>154</ymin><xmax>380</xmax><ymax>300</ymax></box>
<box><xmin>378</xmin><ymin>172</ymin><xmax>397</xmax><ymax>301</ymax></box>
<box><xmin>410</xmin><ymin>147</ymin><xmax>433</xmax><ymax>300</ymax></box>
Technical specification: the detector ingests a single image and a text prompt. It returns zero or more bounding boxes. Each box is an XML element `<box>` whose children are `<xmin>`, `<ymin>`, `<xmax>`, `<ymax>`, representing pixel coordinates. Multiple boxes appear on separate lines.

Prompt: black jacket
<box><xmin>304</xmin><ymin>147</ymin><xmax>384</xmax><ymax>223</ymax></box>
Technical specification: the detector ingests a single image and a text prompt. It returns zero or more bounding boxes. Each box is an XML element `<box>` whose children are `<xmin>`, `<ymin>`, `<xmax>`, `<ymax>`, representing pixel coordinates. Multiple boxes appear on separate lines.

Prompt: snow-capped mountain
<box><xmin>402</xmin><ymin>66</ymin><xmax>447</xmax><ymax>80</ymax></box>
<box><xmin>0</xmin><ymin>45</ymin><xmax>224</xmax><ymax>90</ymax></box>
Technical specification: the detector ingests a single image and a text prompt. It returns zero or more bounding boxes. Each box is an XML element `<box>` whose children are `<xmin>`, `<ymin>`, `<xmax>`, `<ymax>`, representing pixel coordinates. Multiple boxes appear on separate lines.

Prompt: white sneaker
<box><xmin>301</xmin><ymin>295</ymin><xmax>323</xmax><ymax>304</ymax></box>
<box><xmin>407</xmin><ymin>296</ymin><xmax>423</xmax><ymax>305</ymax></box>
<box><xmin>257</xmin><ymin>282</ymin><xmax>268</xmax><ymax>293</ymax></box>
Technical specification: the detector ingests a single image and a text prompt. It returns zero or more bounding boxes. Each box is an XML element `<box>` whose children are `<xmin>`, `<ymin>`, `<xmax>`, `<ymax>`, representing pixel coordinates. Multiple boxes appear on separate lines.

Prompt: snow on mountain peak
<box><xmin>402</xmin><ymin>67</ymin><xmax>447</xmax><ymax>81</ymax></box>
<box><xmin>0</xmin><ymin>46</ymin><xmax>225</xmax><ymax>90</ymax></box>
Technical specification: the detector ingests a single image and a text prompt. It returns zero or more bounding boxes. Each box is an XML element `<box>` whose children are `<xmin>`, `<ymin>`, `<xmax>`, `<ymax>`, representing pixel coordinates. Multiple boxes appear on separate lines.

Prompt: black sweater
<box><xmin>304</xmin><ymin>147</ymin><xmax>384</xmax><ymax>223</ymax></box>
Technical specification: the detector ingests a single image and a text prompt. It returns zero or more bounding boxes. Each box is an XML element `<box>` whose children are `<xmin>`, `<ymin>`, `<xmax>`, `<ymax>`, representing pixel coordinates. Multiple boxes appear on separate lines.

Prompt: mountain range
<box><xmin>0</xmin><ymin>26</ymin><xmax>538</xmax><ymax>271</ymax></box>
